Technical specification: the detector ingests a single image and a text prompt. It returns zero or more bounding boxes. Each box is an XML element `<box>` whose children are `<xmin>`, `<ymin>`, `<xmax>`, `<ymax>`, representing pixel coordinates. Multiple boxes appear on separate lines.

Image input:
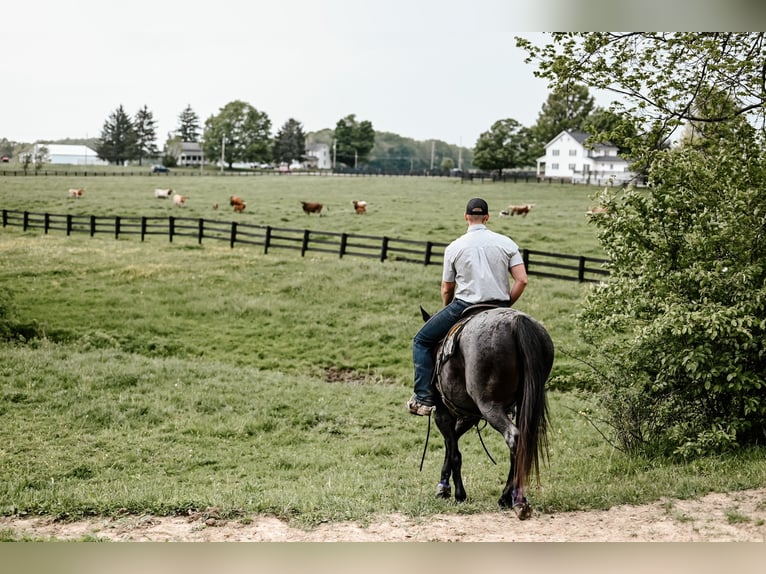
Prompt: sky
<box><xmin>1</xmin><ymin>1</ymin><xmax>564</xmax><ymax>147</ymax></box>
<box><xmin>5</xmin><ymin>1</ymin><xmax>766</xmax><ymax>148</ymax></box>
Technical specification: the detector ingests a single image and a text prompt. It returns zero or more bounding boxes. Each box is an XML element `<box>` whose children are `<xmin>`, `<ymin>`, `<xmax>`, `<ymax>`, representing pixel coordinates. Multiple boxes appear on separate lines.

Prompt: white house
<box><xmin>536</xmin><ymin>130</ymin><xmax>634</xmax><ymax>185</ymax></box>
<box><xmin>30</xmin><ymin>143</ymin><xmax>108</xmax><ymax>166</ymax></box>
<box><xmin>178</xmin><ymin>141</ymin><xmax>203</xmax><ymax>166</ymax></box>
<box><xmin>304</xmin><ymin>143</ymin><xmax>331</xmax><ymax>170</ymax></box>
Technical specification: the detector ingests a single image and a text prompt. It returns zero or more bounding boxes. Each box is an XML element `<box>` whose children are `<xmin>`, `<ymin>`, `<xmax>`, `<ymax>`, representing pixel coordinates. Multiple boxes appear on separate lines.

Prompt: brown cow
<box><xmin>507</xmin><ymin>204</ymin><xmax>534</xmax><ymax>216</ymax></box>
<box><xmin>301</xmin><ymin>201</ymin><xmax>325</xmax><ymax>215</ymax></box>
<box><xmin>352</xmin><ymin>200</ymin><xmax>367</xmax><ymax>214</ymax></box>
<box><xmin>172</xmin><ymin>194</ymin><xmax>188</xmax><ymax>207</ymax></box>
<box><xmin>587</xmin><ymin>206</ymin><xmax>608</xmax><ymax>215</ymax></box>
<box><xmin>67</xmin><ymin>188</ymin><xmax>84</xmax><ymax>198</ymax></box>
<box><xmin>230</xmin><ymin>195</ymin><xmax>246</xmax><ymax>213</ymax></box>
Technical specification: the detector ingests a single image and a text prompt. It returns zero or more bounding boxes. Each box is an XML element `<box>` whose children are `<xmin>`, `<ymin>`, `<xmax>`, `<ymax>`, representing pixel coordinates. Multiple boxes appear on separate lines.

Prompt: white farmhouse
<box><xmin>304</xmin><ymin>143</ymin><xmax>331</xmax><ymax>170</ymax></box>
<box><xmin>536</xmin><ymin>130</ymin><xmax>634</xmax><ymax>185</ymax></box>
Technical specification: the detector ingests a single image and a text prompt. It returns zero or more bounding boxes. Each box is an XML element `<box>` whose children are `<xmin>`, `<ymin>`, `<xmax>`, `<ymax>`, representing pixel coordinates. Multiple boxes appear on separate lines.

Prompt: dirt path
<box><xmin>3</xmin><ymin>488</ymin><xmax>765</xmax><ymax>541</ymax></box>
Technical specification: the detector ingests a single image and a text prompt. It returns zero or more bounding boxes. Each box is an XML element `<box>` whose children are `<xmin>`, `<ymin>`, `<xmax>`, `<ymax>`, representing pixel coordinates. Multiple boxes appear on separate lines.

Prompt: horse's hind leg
<box><xmin>481</xmin><ymin>408</ymin><xmax>527</xmax><ymax>512</ymax></box>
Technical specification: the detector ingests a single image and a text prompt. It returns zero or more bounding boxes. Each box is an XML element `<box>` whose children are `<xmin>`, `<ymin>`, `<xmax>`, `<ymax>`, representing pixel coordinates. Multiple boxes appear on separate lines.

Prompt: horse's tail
<box><xmin>512</xmin><ymin>313</ymin><xmax>553</xmax><ymax>491</ymax></box>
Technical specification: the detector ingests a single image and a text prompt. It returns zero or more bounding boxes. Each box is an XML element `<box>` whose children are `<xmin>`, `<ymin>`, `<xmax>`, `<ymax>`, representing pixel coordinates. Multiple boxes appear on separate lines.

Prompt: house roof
<box><xmin>545</xmin><ymin>130</ymin><xmax>617</xmax><ymax>150</ymax></box>
<box><xmin>39</xmin><ymin>144</ymin><xmax>99</xmax><ymax>157</ymax></box>
<box><xmin>180</xmin><ymin>141</ymin><xmax>202</xmax><ymax>152</ymax></box>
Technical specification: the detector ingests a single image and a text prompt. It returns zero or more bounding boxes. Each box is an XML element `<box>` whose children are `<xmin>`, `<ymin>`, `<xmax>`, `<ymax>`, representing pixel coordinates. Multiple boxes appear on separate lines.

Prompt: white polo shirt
<box><xmin>442</xmin><ymin>224</ymin><xmax>523</xmax><ymax>304</ymax></box>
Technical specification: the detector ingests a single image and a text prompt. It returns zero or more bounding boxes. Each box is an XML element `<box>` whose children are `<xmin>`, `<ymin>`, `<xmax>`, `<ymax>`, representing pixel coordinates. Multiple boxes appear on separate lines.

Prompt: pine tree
<box><xmin>177</xmin><ymin>105</ymin><xmax>201</xmax><ymax>142</ymax></box>
<box><xmin>133</xmin><ymin>105</ymin><xmax>158</xmax><ymax>166</ymax></box>
<box><xmin>96</xmin><ymin>105</ymin><xmax>137</xmax><ymax>165</ymax></box>
<box><xmin>273</xmin><ymin>118</ymin><xmax>306</xmax><ymax>165</ymax></box>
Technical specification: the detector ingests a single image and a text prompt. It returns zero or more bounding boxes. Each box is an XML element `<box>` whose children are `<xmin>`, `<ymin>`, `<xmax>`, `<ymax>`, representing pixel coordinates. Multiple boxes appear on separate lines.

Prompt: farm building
<box><xmin>304</xmin><ymin>143</ymin><xmax>331</xmax><ymax>170</ymax></box>
<box><xmin>178</xmin><ymin>142</ymin><xmax>204</xmax><ymax>167</ymax></box>
<box><xmin>536</xmin><ymin>130</ymin><xmax>635</xmax><ymax>185</ymax></box>
<box><xmin>28</xmin><ymin>143</ymin><xmax>108</xmax><ymax>166</ymax></box>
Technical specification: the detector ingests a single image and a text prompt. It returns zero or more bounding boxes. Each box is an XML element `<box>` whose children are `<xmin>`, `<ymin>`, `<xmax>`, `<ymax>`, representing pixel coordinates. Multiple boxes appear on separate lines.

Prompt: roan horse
<box><xmin>421</xmin><ymin>305</ymin><xmax>554</xmax><ymax>519</ymax></box>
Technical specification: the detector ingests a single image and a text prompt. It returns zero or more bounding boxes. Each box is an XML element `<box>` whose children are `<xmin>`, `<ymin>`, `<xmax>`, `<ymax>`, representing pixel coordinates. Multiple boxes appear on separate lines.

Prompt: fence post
<box><xmin>230</xmin><ymin>221</ymin><xmax>238</xmax><ymax>248</ymax></box>
<box><xmin>90</xmin><ymin>215</ymin><xmax>96</xmax><ymax>237</ymax></box>
<box><xmin>44</xmin><ymin>213</ymin><xmax>50</xmax><ymax>234</ymax></box>
<box><xmin>339</xmin><ymin>233</ymin><xmax>348</xmax><ymax>258</ymax></box>
<box><xmin>23</xmin><ymin>211</ymin><xmax>29</xmax><ymax>231</ymax></box>
<box><xmin>264</xmin><ymin>226</ymin><xmax>272</xmax><ymax>254</ymax></box>
<box><xmin>198</xmin><ymin>218</ymin><xmax>204</xmax><ymax>245</ymax></box>
<box><xmin>301</xmin><ymin>229</ymin><xmax>310</xmax><ymax>256</ymax></box>
<box><xmin>578</xmin><ymin>256</ymin><xmax>586</xmax><ymax>282</ymax></box>
<box><xmin>67</xmin><ymin>214</ymin><xmax>72</xmax><ymax>236</ymax></box>
<box><xmin>115</xmin><ymin>216</ymin><xmax>121</xmax><ymax>240</ymax></box>
<box><xmin>141</xmin><ymin>217</ymin><xmax>147</xmax><ymax>241</ymax></box>
<box><xmin>522</xmin><ymin>249</ymin><xmax>530</xmax><ymax>271</ymax></box>
<box><xmin>1</xmin><ymin>210</ymin><xmax>6</xmax><ymax>227</ymax></box>
<box><xmin>169</xmin><ymin>216</ymin><xmax>175</xmax><ymax>243</ymax></box>
<box><xmin>380</xmin><ymin>237</ymin><xmax>389</xmax><ymax>262</ymax></box>
<box><xmin>424</xmin><ymin>241</ymin><xmax>433</xmax><ymax>266</ymax></box>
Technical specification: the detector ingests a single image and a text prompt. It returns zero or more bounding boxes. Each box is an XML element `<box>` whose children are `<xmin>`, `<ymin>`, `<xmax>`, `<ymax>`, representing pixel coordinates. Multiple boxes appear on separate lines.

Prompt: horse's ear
<box><xmin>420</xmin><ymin>305</ymin><xmax>431</xmax><ymax>322</ymax></box>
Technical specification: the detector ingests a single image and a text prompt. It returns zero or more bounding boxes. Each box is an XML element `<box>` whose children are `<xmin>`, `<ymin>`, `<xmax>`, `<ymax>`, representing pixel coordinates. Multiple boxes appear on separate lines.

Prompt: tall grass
<box><xmin>1</xmin><ymin>176</ymin><xmax>764</xmax><ymax>526</ymax></box>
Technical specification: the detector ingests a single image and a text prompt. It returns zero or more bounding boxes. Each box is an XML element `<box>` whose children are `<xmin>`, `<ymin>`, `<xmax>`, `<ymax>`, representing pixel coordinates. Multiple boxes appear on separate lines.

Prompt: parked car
<box><xmin>152</xmin><ymin>164</ymin><xmax>169</xmax><ymax>173</ymax></box>
<box><xmin>1</xmin><ymin>156</ymin><xmax>9</xmax><ymax>163</ymax></box>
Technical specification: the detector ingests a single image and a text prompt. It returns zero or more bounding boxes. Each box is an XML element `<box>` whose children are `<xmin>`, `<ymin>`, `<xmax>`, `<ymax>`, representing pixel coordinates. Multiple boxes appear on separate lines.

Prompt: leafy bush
<box><xmin>578</xmin><ymin>141</ymin><xmax>766</xmax><ymax>458</ymax></box>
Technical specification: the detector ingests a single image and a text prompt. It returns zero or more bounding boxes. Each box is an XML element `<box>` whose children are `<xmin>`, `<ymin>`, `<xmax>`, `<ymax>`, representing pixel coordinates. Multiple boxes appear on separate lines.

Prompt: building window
<box><xmin>569</xmin><ymin>149</ymin><xmax>577</xmax><ymax>156</ymax></box>
<box><xmin>551</xmin><ymin>163</ymin><xmax>559</xmax><ymax>170</ymax></box>
<box><xmin>551</xmin><ymin>149</ymin><xmax>560</xmax><ymax>156</ymax></box>
<box><xmin>568</xmin><ymin>163</ymin><xmax>576</xmax><ymax>171</ymax></box>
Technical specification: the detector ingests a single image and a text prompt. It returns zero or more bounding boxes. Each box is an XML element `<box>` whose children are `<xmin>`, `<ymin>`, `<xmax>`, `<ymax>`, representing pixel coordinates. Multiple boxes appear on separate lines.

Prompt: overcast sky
<box><xmin>5</xmin><ymin>1</ymin><xmax>765</xmax><ymax>147</ymax></box>
<box><xmin>1</xmin><ymin>1</ymin><xmax>569</xmax><ymax>147</ymax></box>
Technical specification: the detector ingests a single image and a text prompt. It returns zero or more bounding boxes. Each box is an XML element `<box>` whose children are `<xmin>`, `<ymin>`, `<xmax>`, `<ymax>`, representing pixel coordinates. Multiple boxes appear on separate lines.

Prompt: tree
<box><xmin>333</xmin><ymin>114</ymin><xmax>375</xmax><ymax>168</ymax></box>
<box><xmin>527</xmin><ymin>84</ymin><xmax>595</xmax><ymax>161</ymax></box>
<box><xmin>519</xmin><ymin>32</ymin><xmax>766</xmax><ymax>457</ymax></box>
<box><xmin>33</xmin><ymin>145</ymin><xmax>48</xmax><ymax>172</ymax></box>
<box><xmin>96</xmin><ymin>105</ymin><xmax>137</xmax><ymax>165</ymax></box>
<box><xmin>177</xmin><ymin>104</ymin><xmax>201</xmax><ymax>142</ymax></box>
<box><xmin>273</xmin><ymin>118</ymin><xmax>306</xmax><ymax>165</ymax></box>
<box><xmin>133</xmin><ymin>105</ymin><xmax>158</xmax><ymax>166</ymax></box>
<box><xmin>202</xmin><ymin>100</ymin><xmax>272</xmax><ymax>169</ymax></box>
<box><xmin>473</xmin><ymin>119</ymin><xmax>531</xmax><ymax>174</ymax></box>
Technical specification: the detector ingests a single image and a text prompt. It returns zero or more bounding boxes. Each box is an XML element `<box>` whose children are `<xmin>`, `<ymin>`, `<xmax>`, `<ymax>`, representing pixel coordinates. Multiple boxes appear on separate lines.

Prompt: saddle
<box><xmin>438</xmin><ymin>303</ymin><xmax>501</xmax><ymax>363</ymax></box>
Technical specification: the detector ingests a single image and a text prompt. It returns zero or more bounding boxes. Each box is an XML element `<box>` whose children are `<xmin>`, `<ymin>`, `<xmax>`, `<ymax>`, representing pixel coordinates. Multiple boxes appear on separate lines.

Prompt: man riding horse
<box><xmin>408</xmin><ymin>197</ymin><xmax>529</xmax><ymax>416</ymax></box>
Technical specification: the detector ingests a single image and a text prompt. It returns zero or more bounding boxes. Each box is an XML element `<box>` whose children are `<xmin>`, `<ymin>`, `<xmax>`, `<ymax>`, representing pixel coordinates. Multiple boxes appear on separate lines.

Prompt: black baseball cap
<box><xmin>466</xmin><ymin>198</ymin><xmax>489</xmax><ymax>215</ymax></box>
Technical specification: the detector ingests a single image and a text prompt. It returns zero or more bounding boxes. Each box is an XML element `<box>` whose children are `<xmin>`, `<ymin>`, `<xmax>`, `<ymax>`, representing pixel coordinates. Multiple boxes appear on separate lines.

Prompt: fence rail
<box><xmin>1</xmin><ymin>209</ymin><xmax>610</xmax><ymax>283</ymax></box>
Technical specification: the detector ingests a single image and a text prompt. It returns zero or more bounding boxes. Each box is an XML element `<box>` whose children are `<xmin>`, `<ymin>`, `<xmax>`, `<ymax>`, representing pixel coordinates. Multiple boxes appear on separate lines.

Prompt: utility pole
<box><xmin>430</xmin><ymin>140</ymin><xmax>435</xmax><ymax>171</ymax></box>
<box><xmin>332</xmin><ymin>139</ymin><xmax>336</xmax><ymax>170</ymax></box>
<box><xmin>220</xmin><ymin>137</ymin><xmax>225</xmax><ymax>173</ymax></box>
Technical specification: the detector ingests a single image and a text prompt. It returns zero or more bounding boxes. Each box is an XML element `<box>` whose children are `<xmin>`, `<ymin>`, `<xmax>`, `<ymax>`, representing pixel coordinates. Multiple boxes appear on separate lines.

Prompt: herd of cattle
<box><xmin>66</xmin><ymin>188</ymin><xmax>369</xmax><ymax>215</ymax></box>
<box><xmin>66</xmin><ymin>188</ymin><xmax>608</xmax><ymax>217</ymax></box>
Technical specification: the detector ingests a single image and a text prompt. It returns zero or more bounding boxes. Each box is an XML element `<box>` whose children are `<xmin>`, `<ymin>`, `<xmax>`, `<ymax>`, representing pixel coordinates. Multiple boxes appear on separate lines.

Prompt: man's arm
<box><xmin>509</xmin><ymin>263</ymin><xmax>528</xmax><ymax>305</ymax></box>
<box><xmin>441</xmin><ymin>281</ymin><xmax>456</xmax><ymax>306</ymax></box>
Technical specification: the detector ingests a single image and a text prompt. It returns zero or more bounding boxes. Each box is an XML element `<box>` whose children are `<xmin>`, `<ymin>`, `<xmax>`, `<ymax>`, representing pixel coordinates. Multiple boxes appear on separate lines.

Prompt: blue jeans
<box><xmin>412</xmin><ymin>299</ymin><xmax>471</xmax><ymax>405</ymax></box>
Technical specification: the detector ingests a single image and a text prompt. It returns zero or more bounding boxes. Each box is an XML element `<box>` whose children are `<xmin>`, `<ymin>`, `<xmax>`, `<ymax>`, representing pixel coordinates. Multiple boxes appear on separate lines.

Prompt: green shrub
<box><xmin>578</xmin><ymin>141</ymin><xmax>766</xmax><ymax>458</ymax></box>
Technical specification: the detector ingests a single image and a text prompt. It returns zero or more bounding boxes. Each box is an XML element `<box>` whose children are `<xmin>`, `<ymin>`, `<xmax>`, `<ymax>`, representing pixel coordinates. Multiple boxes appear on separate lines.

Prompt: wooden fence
<box><xmin>1</xmin><ymin>209</ymin><xmax>610</xmax><ymax>283</ymax></box>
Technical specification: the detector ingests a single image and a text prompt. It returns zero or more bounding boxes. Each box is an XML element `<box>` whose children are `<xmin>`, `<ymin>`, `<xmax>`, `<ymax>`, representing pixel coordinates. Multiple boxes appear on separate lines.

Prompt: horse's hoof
<box><xmin>512</xmin><ymin>501</ymin><xmax>532</xmax><ymax>520</ymax></box>
<box><xmin>436</xmin><ymin>483</ymin><xmax>451</xmax><ymax>499</ymax></box>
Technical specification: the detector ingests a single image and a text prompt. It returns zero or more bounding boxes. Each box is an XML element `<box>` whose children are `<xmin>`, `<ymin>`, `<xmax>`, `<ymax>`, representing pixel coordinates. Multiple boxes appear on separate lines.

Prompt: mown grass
<box><xmin>1</xmin><ymin>175</ymin><xmax>764</xmax><ymax>527</ymax></box>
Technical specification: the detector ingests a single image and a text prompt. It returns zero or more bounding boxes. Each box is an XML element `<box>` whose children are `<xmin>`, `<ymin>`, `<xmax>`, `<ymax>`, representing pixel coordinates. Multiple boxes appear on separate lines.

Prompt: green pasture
<box><xmin>0</xmin><ymin>172</ymin><xmax>607</xmax><ymax>257</ymax></box>
<box><xmin>1</xmin><ymin>175</ymin><xmax>764</xmax><ymax>531</ymax></box>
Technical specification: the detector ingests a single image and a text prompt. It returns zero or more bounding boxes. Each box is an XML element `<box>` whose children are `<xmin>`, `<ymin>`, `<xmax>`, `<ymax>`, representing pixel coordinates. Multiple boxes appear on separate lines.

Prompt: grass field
<box><xmin>1</xmin><ymin>174</ymin><xmax>764</xmax><ymax>527</ymax></box>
